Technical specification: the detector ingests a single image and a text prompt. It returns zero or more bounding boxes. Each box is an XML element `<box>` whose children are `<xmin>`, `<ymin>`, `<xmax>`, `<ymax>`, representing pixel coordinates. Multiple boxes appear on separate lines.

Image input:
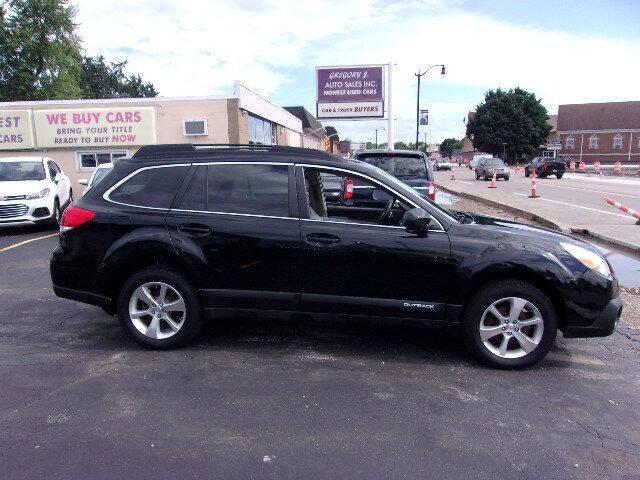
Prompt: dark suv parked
<box><xmin>525</xmin><ymin>157</ymin><xmax>566</xmax><ymax>179</ymax></box>
<box><xmin>51</xmin><ymin>144</ymin><xmax>622</xmax><ymax>369</ymax></box>
<box><xmin>351</xmin><ymin>149</ymin><xmax>436</xmax><ymax>201</ymax></box>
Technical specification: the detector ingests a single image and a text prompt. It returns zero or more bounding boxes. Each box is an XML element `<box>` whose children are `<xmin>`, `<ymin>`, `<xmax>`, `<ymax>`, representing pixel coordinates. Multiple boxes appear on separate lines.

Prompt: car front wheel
<box><xmin>462</xmin><ymin>280</ymin><xmax>557</xmax><ymax>369</ymax></box>
<box><xmin>117</xmin><ymin>267</ymin><xmax>203</xmax><ymax>349</ymax></box>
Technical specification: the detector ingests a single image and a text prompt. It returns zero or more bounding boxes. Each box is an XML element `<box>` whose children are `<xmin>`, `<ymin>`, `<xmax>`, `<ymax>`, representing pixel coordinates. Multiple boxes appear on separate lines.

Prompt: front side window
<box><xmin>303</xmin><ymin>167</ymin><xmax>411</xmax><ymax>226</ymax></box>
<box><xmin>178</xmin><ymin>164</ymin><xmax>290</xmax><ymax>217</ymax></box>
<box><xmin>613</xmin><ymin>133</ymin><xmax>623</xmax><ymax>150</ymax></box>
<box><xmin>0</xmin><ymin>161</ymin><xmax>46</xmax><ymax>181</ymax></box>
<box><xmin>108</xmin><ymin>166</ymin><xmax>189</xmax><ymax>209</ymax></box>
<box><xmin>589</xmin><ymin>135</ymin><xmax>599</xmax><ymax>149</ymax></box>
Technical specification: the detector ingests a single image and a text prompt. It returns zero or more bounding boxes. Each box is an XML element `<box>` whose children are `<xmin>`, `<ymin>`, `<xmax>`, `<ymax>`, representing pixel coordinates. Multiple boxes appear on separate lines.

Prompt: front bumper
<box><xmin>0</xmin><ymin>198</ymin><xmax>54</xmax><ymax>227</ymax></box>
<box><xmin>564</xmin><ymin>297</ymin><xmax>622</xmax><ymax>338</ymax></box>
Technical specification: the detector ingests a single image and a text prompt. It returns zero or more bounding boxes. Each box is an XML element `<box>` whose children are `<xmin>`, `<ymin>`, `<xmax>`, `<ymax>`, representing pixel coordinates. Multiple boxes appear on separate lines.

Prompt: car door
<box><xmin>166</xmin><ymin>161</ymin><xmax>301</xmax><ymax>313</ymax></box>
<box><xmin>296</xmin><ymin>164</ymin><xmax>454</xmax><ymax>321</ymax></box>
<box><xmin>47</xmin><ymin>160</ymin><xmax>68</xmax><ymax>205</ymax></box>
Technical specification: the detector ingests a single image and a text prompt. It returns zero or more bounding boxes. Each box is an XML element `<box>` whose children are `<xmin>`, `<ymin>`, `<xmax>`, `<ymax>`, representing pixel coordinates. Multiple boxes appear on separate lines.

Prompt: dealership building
<box><xmin>0</xmin><ymin>82</ymin><xmax>306</xmax><ymax>185</ymax></box>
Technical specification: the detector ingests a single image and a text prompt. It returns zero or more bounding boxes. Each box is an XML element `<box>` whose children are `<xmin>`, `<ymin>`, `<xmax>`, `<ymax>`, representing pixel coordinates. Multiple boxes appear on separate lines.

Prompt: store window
<box><xmin>565</xmin><ymin>136</ymin><xmax>574</xmax><ymax>150</ymax></box>
<box><xmin>589</xmin><ymin>135</ymin><xmax>599</xmax><ymax>149</ymax></box>
<box><xmin>77</xmin><ymin>150</ymin><xmax>128</xmax><ymax>170</ymax></box>
<box><xmin>613</xmin><ymin>133</ymin><xmax>623</xmax><ymax>150</ymax></box>
<box><xmin>248</xmin><ymin>114</ymin><xmax>277</xmax><ymax>145</ymax></box>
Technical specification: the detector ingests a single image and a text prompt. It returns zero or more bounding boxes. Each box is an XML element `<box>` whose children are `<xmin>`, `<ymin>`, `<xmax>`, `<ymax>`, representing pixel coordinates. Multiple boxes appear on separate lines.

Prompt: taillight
<box><xmin>345</xmin><ymin>178</ymin><xmax>355</xmax><ymax>200</ymax></box>
<box><xmin>428</xmin><ymin>181</ymin><xmax>436</xmax><ymax>201</ymax></box>
<box><xmin>60</xmin><ymin>205</ymin><xmax>95</xmax><ymax>232</ymax></box>
<box><xmin>543</xmin><ymin>163</ymin><xmax>548</xmax><ymax>170</ymax></box>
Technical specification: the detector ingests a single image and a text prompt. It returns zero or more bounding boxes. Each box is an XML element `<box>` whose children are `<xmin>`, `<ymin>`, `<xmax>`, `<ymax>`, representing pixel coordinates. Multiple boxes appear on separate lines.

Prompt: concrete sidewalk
<box><xmin>436</xmin><ymin>169</ymin><xmax>640</xmax><ymax>253</ymax></box>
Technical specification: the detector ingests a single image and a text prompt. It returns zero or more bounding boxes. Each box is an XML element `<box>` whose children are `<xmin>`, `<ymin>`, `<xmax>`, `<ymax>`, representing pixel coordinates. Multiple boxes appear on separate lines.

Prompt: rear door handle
<box><xmin>178</xmin><ymin>223</ymin><xmax>211</xmax><ymax>237</ymax></box>
<box><xmin>305</xmin><ymin>233</ymin><xmax>340</xmax><ymax>245</ymax></box>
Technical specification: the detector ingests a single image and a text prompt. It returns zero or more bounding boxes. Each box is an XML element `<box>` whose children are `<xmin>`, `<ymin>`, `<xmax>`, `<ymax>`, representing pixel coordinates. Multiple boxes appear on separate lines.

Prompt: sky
<box><xmin>72</xmin><ymin>0</ymin><xmax>640</xmax><ymax>145</ymax></box>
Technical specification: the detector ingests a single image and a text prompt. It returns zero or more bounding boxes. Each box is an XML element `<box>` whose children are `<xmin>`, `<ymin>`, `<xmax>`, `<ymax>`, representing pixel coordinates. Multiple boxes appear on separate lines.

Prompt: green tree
<box><xmin>439</xmin><ymin>138</ymin><xmax>463</xmax><ymax>158</ymax></box>
<box><xmin>466</xmin><ymin>87</ymin><xmax>551</xmax><ymax>161</ymax></box>
<box><xmin>0</xmin><ymin>0</ymin><xmax>82</xmax><ymax>101</ymax></box>
<box><xmin>81</xmin><ymin>55</ymin><xmax>157</xmax><ymax>99</ymax></box>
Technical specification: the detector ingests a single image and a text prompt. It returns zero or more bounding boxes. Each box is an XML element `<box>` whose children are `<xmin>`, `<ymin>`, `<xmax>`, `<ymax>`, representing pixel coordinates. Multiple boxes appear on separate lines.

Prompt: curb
<box><xmin>436</xmin><ymin>183</ymin><xmax>569</xmax><ymax>233</ymax></box>
<box><xmin>436</xmin><ymin>182</ymin><xmax>640</xmax><ymax>254</ymax></box>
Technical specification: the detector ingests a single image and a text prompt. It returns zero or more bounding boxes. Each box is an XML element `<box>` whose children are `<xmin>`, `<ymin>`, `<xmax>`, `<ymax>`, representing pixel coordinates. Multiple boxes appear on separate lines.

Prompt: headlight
<box><xmin>25</xmin><ymin>188</ymin><xmax>50</xmax><ymax>200</ymax></box>
<box><xmin>561</xmin><ymin>242</ymin><xmax>611</xmax><ymax>278</ymax></box>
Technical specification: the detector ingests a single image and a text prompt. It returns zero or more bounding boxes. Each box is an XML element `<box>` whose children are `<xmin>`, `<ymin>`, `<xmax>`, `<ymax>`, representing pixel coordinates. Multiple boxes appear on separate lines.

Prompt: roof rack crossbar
<box><xmin>132</xmin><ymin>143</ymin><xmax>316</xmax><ymax>159</ymax></box>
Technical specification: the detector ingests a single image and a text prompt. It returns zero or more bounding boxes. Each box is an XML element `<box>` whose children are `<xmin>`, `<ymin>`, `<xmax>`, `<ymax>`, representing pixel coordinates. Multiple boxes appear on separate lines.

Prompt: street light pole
<box><xmin>374</xmin><ymin>127</ymin><xmax>385</xmax><ymax>149</ymax></box>
<box><xmin>415</xmin><ymin>64</ymin><xmax>445</xmax><ymax>149</ymax></box>
<box><xmin>502</xmin><ymin>142</ymin><xmax>507</xmax><ymax>161</ymax></box>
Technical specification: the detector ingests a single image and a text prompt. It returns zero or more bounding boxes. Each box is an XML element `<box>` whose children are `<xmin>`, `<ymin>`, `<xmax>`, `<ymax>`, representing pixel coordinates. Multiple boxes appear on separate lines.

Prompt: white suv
<box><xmin>0</xmin><ymin>157</ymin><xmax>72</xmax><ymax>227</ymax></box>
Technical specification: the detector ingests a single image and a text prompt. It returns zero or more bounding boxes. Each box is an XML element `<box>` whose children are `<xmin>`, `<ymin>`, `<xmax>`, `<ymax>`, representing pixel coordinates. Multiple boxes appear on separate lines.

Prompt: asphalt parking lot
<box><xmin>1</xmin><ymin>227</ymin><xmax>640</xmax><ymax>480</ymax></box>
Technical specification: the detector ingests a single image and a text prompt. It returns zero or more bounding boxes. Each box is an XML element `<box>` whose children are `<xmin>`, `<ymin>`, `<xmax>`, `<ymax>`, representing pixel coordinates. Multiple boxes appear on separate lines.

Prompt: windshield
<box><xmin>484</xmin><ymin>159</ymin><xmax>504</xmax><ymax>166</ymax></box>
<box><xmin>358</xmin><ymin>155</ymin><xmax>426</xmax><ymax>176</ymax></box>
<box><xmin>90</xmin><ymin>167</ymin><xmax>112</xmax><ymax>187</ymax></box>
<box><xmin>0</xmin><ymin>161</ymin><xmax>46</xmax><ymax>181</ymax></box>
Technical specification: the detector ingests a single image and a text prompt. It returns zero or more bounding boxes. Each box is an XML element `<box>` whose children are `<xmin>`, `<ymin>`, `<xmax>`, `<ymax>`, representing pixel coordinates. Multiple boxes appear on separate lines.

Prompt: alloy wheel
<box><xmin>128</xmin><ymin>282</ymin><xmax>186</xmax><ymax>340</ymax></box>
<box><xmin>479</xmin><ymin>296</ymin><xmax>544</xmax><ymax>359</ymax></box>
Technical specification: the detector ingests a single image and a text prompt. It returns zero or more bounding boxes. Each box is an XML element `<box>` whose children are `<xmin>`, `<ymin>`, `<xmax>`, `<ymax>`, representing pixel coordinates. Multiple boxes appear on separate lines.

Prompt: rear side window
<box><xmin>177</xmin><ymin>164</ymin><xmax>290</xmax><ymax>217</ymax></box>
<box><xmin>108</xmin><ymin>166</ymin><xmax>188</xmax><ymax>208</ymax></box>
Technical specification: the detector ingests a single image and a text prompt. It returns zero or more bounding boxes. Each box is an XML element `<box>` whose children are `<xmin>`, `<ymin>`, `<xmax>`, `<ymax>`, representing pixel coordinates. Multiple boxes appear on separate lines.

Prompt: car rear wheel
<box><xmin>556</xmin><ymin>174</ymin><xmax>563</xmax><ymax>179</ymax></box>
<box><xmin>117</xmin><ymin>267</ymin><xmax>203</xmax><ymax>349</ymax></box>
<box><xmin>462</xmin><ymin>280</ymin><xmax>557</xmax><ymax>369</ymax></box>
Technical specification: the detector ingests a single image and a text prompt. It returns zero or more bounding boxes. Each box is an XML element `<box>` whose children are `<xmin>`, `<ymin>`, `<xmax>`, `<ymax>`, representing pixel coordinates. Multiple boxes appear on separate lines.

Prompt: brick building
<box><xmin>555</xmin><ymin>101</ymin><xmax>640</xmax><ymax>164</ymax></box>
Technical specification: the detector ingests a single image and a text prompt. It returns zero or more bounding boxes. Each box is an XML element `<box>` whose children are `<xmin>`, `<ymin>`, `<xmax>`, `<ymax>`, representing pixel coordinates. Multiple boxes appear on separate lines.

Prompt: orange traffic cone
<box><xmin>529</xmin><ymin>171</ymin><xmax>539</xmax><ymax>198</ymax></box>
<box><xmin>488</xmin><ymin>170</ymin><xmax>497</xmax><ymax>188</ymax></box>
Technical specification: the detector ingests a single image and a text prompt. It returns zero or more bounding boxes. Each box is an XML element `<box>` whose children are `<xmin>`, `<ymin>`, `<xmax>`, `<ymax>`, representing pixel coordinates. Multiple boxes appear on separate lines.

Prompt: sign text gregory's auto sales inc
<box><xmin>316</xmin><ymin>65</ymin><xmax>385</xmax><ymax>119</ymax></box>
<box><xmin>0</xmin><ymin>106</ymin><xmax>157</xmax><ymax>150</ymax></box>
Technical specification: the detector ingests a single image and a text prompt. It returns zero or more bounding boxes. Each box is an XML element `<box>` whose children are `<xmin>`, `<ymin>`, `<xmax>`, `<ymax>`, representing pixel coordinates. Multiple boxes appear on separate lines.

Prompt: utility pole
<box><xmin>387</xmin><ymin>62</ymin><xmax>395</xmax><ymax>150</ymax></box>
<box><xmin>415</xmin><ymin>64</ymin><xmax>445</xmax><ymax>149</ymax></box>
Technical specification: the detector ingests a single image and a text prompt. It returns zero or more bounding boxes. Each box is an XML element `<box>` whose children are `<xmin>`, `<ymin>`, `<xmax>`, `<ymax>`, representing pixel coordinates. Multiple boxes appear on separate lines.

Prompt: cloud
<box><xmin>71</xmin><ymin>0</ymin><xmax>640</xmax><ymax>144</ymax></box>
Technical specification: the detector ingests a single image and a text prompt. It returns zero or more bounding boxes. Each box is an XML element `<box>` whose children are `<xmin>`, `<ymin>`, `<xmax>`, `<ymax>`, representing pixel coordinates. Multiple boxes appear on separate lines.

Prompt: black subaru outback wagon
<box><xmin>51</xmin><ymin>144</ymin><xmax>622</xmax><ymax>369</ymax></box>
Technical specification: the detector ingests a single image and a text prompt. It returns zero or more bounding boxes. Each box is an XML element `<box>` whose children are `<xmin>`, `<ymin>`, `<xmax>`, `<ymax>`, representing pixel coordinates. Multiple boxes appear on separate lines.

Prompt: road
<box><xmin>435</xmin><ymin>167</ymin><xmax>640</xmax><ymax>250</ymax></box>
<box><xmin>0</xmin><ymin>227</ymin><xmax>639</xmax><ymax>479</ymax></box>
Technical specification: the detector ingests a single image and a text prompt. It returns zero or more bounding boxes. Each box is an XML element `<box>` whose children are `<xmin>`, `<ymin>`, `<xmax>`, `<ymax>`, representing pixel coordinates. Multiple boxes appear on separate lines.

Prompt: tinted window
<box><xmin>484</xmin><ymin>159</ymin><xmax>504</xmax><ymax>166</ymax></box>
<box><xmin>358</xmin><ymin>155</ymin><xmax>426</xmax><ymax>176</ymax></box>
<box><xmin>178</xmin><ymin>166</ymin><xmax>207</xmax><ymax>211</ymax></box>
<box><xmin>90</xmin><ymin>167</ymin><xmax>112</xmax><ymax>187</ymax></box>
<box><xmin>109</xmin><ymin>166</ymin><xmax>188</xmax><ymax>208</ymax></box>
<box><xmin>0</xmin><ymin>161</ymin><xmax>45</xmax><ymax>181</ymax></box>
<box><xmin>207</xmin><ymin>164</ymin><xmax>289</xmax><ymax>217</ymax></box>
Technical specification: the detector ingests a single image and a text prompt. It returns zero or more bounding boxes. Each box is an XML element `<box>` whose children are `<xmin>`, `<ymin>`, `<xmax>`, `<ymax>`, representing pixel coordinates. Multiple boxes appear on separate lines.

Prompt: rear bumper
<box><xmin>52</xmin><ymin>284</ymin><xmax>115</xmax><ymax>314</ymax></box>
<box><xmin>563</xmin><ymin>297</ymin><xmax>622</xmax><ymax>338</ymax></box>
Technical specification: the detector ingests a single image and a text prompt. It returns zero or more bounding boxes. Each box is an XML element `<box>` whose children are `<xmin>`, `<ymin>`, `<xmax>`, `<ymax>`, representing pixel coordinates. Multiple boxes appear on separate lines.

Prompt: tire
<box><xmin>462</xmin><ymin>279</ymin><xmax>558</xmax><ymax>369</ymax></box>
<box><xmin>475</xmin><ymin>172</ymin><xmax>480</xmax><ymax>180</ymax></box>
<box><xmin>117</xmin><ymin>267</ymin><xmax>203</xmax><ymax>349</ymax></box>
<box><xmin>556</xmin><ymin>174</ymin><xmax>563</xmax><ymax>179</ymax></box>
<box><xmin>505</xmin><ymin>175</ymin><xmax>510</xmax><ymax>181</ymax></box>
<box><xmin>525</xmin><ymin>170</ymin><xmax>530</xmax><ymax>178</ymax></box>
<box><xmin>484</xmin><ymin>173</ymin><xmax>490</xmax><ymax>181</ymax></box>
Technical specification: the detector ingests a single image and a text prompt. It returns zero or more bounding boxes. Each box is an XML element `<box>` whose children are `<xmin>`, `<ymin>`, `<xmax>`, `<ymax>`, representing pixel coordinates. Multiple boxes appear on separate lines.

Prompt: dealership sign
<box><xmin>33</xmin><ymin>107</ymin><xmax>157</xmax><ymax>148</ymax></box>
<box><xmin>0</xmin><ymin>110</ymin><xmax>35</xmax><ymax>150</ymax></box>
<box><xmin>316</xmin><ymin>65</ymin><xmax>385</xmax><ymax>119</ymax></box>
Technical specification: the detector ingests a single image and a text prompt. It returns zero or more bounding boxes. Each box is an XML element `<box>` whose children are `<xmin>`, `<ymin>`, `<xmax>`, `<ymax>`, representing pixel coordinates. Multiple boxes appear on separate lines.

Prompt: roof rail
<box><xmin>133</xmin><ymin>143</ymin><xmax>321</xmax><ymax>159</ymax></box>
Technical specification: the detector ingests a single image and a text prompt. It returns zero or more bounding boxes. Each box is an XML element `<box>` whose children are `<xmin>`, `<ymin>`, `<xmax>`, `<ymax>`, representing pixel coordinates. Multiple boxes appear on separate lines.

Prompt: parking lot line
<box><xmin>512</xmin><ymin>193</ymin><xmax>630</xmax><ymax>218</ymax></box>
<box><xmin>0</xmin><ymin>233</ymin><xmax>59</xmax><ymax>253</ymax></box>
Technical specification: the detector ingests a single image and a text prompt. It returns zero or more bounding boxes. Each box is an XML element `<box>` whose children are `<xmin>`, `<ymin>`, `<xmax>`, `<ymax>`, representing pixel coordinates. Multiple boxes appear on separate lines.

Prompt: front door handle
<box><xmin>178</xmin><ymin>223</ymin><xmax>211</xmax><ymax>237</ymax></box>
<box><xmin>305</xmin><ymin>233</ymin><xmax>340</xmax><ymax>245</ymax></box>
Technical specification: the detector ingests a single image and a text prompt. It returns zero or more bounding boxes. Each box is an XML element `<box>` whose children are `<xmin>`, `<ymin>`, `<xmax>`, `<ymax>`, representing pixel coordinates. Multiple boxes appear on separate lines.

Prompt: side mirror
<box><xmin>402</xmin><ymin>207</ymin><xmax>432</xmax><ymax>237</ymax></box>
<box><xmin>78</xmin><ymin>179</ymin><xmax>88</xmax><ymax>186</ymax></box>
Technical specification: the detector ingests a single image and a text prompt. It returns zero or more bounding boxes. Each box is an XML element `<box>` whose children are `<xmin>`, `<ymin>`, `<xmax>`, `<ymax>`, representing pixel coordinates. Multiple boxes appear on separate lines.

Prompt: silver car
<box><xmin>475</xmin><ymin>158</ymin><xmax>510</xmax><ymax>181</ymax></box>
